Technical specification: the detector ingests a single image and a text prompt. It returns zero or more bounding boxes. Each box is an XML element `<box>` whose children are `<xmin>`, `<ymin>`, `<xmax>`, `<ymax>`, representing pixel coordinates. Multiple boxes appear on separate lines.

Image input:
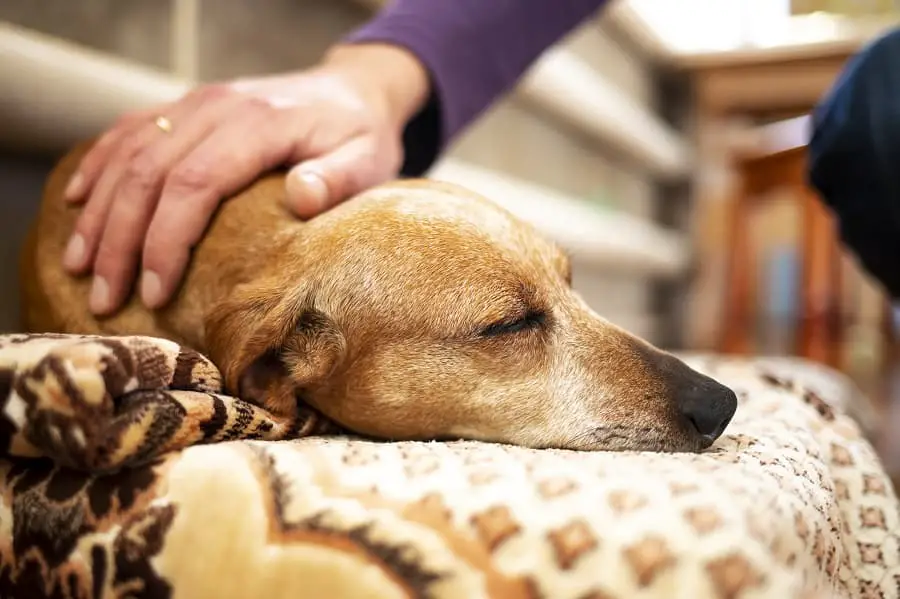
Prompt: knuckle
<box><xmin>122</xmin><ymin>152</ymin><xmax>163</xmax><ymax>192</ymax></box>
<box><xmin>75</xmin><ymin>204</ymin><xmax>108</xmax><ymax>238</ymax></box>
<box><xmin>242</xmin><ymin>95</ymin><xmax>271</xmax><ymax>113</ymax></box>
<box><xmin>92</xmin><ymin>209</ymin><xmax>147</xmax><ymax>266</ymax></box>
<box><xmin>72</xmin><ymin>218</ymin><xmax>98</xmax><ymax>242</ymax></box>
<box><xmin>167</xmin><ymin>162</ymin><xmax>213</xmax><ymax>196</ymax></box>
<box><xmin>94</xmin><ymin>240</ymin><xmax>130</xmax><ymax>274</ymax></box>
<box><xmin>191</xmin><ymin>83</ymin><xmax>231</xmax><ymax>103</ymax></box>
<box><xmin>141</xmin><ymin>240</ymin><xmax>166</xmax><ymax>268</ymax></box>
<box><xmin>99</xmin><ymin>220</ymin><xmax>138</xmax><ymax>255</ymax></box>
<box><xmin>112</xmin><ymin>110</ymin><xmax>144</xmax><ymax>131</ymax></box>
<box><xmin>115</xmin><ymin>137</ymin><xmax>147</xmax><ymax>163</ymax></box>
<box><xmin>142</xmin><ymin>234</ymin><xmax>183</xmax><ymax>273</ymax></box>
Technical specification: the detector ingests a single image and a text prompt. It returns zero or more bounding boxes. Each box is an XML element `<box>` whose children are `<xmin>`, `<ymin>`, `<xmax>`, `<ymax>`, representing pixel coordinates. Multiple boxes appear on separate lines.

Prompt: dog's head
<box><xmin>206</xmin><ymin>180</ymin><xmax>736</xmax><ymax>452</ymax></box>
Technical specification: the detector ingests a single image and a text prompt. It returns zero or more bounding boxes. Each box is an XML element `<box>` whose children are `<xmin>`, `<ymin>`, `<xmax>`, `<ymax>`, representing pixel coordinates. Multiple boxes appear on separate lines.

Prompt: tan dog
<box><xmin>20</xmin><ymin>141</ymin><xmax>737</xmax><ymax>453</ymax></box>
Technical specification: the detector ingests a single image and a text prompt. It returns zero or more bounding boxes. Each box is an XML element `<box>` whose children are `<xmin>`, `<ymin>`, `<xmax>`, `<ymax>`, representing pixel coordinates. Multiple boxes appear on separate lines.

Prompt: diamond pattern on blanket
<box><xmin>0</xmin><ymin>333</ymin><xmax>896</xmax><ymax>598</ymax></box>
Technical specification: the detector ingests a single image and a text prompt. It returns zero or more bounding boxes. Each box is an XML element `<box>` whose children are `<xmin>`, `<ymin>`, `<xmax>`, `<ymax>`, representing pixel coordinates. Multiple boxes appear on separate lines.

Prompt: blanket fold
<box><xmin>0</xmin><ymin>333</ymin><xmax>340</xmax><ymax>471</ymax></box>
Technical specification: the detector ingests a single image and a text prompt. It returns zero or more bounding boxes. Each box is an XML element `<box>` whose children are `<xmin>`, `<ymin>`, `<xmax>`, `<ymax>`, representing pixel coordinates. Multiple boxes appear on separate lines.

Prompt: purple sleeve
<box><xmin>343</xmin><ymin>0</ymin><xmax>608</xmax><ymax>176</ymax></box>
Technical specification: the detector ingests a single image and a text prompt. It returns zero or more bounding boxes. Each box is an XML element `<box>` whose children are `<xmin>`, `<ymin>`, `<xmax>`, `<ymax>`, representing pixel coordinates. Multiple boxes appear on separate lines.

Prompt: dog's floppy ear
<box><xmin>204</xmin><ymin>280</ymin><xmax>345</xmax><ymax>418</ymax></box>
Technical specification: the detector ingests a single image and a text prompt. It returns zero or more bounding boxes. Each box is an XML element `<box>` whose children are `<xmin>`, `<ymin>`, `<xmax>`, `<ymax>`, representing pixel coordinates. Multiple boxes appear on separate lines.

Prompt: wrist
<box><xmin>323</xmin><ymin>43</ymin><xmax>431</xmax><ymax>130</ymax></box>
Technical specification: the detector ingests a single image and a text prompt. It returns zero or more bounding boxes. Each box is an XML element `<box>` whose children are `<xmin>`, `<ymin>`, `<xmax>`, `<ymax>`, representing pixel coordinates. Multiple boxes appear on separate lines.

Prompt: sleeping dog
<box><xmin>20</xmin><ymin>140</ymin><xmax>737</xmax><ymax>452</ymax></box>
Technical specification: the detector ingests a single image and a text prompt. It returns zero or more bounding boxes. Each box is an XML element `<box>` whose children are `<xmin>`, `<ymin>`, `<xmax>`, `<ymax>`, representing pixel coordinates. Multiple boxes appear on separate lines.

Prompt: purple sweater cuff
<box><xmin>343</xmin><ymin>0</ymin><xmax>607</xmax><ymax>176</ymax></box>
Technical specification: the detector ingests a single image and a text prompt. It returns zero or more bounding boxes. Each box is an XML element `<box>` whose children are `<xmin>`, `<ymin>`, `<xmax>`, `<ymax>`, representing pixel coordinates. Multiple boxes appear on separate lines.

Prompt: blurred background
<box><xmin>1</xmin><ymin>0</ymin><xmax>899</xmax><ymax>479</ymax></box>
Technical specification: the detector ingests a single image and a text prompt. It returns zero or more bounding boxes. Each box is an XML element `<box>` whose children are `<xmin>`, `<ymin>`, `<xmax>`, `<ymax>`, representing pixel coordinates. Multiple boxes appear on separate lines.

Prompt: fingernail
<box><xmin>287</xmin><ymin>169</ymin><xmax>328</xmax><ymax>213</ymax></box>
<box><xmin>63</xmin><ymin>234</ymin><xmax>85</xmax><ymax>270</ymax></box>
<box><xmin>89</xmin><ymin>276</ymin><xmax>110</xmax><ymax>314</ymax></box>
<box><xmin>64</xmin><ymin>173</ymin><xmax>84</xmax><ymax>201</ymax></box>
<box><xmin>141</xmin><ymin>270</ymin><xmax>163</xmax><ymax>308</ymax></box>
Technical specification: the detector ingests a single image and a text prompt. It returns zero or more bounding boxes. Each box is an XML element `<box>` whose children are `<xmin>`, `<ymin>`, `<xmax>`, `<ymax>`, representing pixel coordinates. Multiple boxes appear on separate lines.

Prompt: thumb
<box><xmin>284</xmin><ymin>136</ymin><xmax>400</xmax><ymax>219</ymax></box>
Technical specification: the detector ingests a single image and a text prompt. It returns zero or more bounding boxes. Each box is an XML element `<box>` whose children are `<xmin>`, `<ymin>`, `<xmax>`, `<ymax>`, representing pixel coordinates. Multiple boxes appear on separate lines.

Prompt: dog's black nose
<box><xmin>676</xmin><ymin>380</ymin><xmax>738</xmax><ymax>444</ymax></box>
<box><xmin>633</xmin><ymin>345</ymin><xmax>739</xmax><ymax>448</ymax></box>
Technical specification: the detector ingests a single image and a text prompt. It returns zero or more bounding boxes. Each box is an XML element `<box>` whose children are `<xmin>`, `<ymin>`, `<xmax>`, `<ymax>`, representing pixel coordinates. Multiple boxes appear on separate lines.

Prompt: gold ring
<box><xmin>154</xmin><ymin>116</ymin><xmax>173</xmax><ymax>133</ymax></box>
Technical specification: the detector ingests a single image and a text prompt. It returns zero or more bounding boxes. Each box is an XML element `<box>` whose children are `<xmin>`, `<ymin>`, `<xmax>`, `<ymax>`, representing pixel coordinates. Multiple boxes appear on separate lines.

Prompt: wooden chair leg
<box><xmin>798</xmin><ymin>188</ymin><xmax>841</xmax><ymax>367</ymax></box>
<box><xmin>722</xmin><ymin>176</ymin><xmax>755</xmax><ymax>355</ymax></box>
<box><xmin>883</xmin><ymin>299</ymin><xmax>897</xmax><ymax>363</ymax></box>
<box><xmin>825</xmin><ymin>214</ymin><xmax>843</xmax><ymax>367</ymax></box>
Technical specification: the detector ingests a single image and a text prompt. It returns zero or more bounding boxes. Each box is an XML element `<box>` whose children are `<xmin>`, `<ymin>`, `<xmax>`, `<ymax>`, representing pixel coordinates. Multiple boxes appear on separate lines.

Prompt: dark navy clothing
<box><xmin>809</xmin><ymin>28</ymin><xmax>900</xmax><ymax>298</ymax></box>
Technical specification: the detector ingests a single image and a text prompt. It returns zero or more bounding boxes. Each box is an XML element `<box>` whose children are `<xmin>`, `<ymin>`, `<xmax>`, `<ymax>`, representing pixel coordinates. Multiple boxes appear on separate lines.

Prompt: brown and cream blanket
<box><xmin>0</xmin><ymin>333</ymin><xmax>897</xmax><ymax>599</ymax></box>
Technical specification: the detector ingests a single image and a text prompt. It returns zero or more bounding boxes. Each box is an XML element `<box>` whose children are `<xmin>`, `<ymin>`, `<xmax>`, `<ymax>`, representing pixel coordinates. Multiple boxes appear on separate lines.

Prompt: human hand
<box><xmin>61</xmin><ymin>44</ymin><xmax>429</xmax><ymax>316</ymax></box>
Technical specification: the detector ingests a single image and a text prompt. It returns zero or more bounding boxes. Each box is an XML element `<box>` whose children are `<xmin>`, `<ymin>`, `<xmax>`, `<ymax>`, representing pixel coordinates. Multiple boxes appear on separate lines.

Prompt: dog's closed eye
<box><xmin>480</xmin><ymin>310</ymin><xmax>546</xmax><ymax>337</ymax></box>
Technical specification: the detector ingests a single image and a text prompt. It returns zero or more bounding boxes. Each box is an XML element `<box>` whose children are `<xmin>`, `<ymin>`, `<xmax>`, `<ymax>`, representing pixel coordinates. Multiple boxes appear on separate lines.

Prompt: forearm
<box><xmin>340</xmin><ymin>0</ymin><xmax>608</xmax><ymax>175</ymax></box>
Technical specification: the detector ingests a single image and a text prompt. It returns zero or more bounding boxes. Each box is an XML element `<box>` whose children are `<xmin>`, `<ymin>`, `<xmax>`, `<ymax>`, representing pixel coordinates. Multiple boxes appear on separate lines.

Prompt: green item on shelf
<box><xmin>584</xmin><ymin>187</ymin><xmax>617</xmax><ymax>211</ymax></box>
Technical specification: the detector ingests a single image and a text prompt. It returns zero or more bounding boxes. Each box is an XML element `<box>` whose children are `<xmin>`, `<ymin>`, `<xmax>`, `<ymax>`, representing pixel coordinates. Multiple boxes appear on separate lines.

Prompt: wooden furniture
<box><xmin>682</xmin><ymin>41</ymin><xmax>870</xmax><ymax>118</ymax></box>
<box><xmin>673</xmin><ymin>40</ymin><xmax>863</xmax><ymax>358</ymax></box>
<box><xmin>720</xmin><ymin>116</ymin><xmax>845</xmax><ymax>365</ymax></box>
<box><xmin>679</xmin><ymin>41</ymin><xmax>898</xmax><ymax>367</ymax></box>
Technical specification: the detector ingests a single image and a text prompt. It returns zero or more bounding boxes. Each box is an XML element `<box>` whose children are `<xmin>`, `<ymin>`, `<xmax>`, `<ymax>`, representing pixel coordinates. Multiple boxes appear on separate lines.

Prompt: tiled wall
<box><xmin>0</xmin><ymin>0</ymin><xmax>659</xmax><ymax>340</ymax></box>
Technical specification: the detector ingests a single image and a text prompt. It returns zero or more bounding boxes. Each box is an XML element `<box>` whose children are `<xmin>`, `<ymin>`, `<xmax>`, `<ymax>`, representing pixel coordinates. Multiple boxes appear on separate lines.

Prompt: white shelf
<box><xmin>0</xmin><ymin>23</ymin><xmax>190</xmax><ymax>155</ymax></box>
<box><xmin>514</xmin><ymin>48</ymin><xmax>691</xmax><ymax>179</ymax></box>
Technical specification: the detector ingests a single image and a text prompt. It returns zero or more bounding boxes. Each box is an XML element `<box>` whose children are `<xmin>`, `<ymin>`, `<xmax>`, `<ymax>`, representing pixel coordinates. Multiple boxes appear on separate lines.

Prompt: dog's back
<box><xmin>20</xmin><ymin>143</ymin><xmax>100</xmax><ymax>335</ymax></box>
<box><xmin>20</xmin><ymin>142</ymin><xmax>295</xmax><ymax>348</ymax></box>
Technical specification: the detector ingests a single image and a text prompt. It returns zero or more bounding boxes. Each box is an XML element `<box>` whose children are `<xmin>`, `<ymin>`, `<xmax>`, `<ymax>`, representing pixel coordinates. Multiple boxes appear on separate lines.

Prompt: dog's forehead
<box><xmin>358</xmin><ymin>185</ymin><xmax>519</xmax><ymax>238</ymax></box>
<box><xmin>317</xmin><ymin>183</ymin><xmax>571</xmax><ymax>330</ymax></box>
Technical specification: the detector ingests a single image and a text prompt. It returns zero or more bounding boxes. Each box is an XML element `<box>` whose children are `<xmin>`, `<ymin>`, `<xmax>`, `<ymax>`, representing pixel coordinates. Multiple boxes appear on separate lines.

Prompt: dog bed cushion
<box><xmin>0</xmin><ymin>333</ymin><xmax>897</xmax><ymax>599</ymax></box>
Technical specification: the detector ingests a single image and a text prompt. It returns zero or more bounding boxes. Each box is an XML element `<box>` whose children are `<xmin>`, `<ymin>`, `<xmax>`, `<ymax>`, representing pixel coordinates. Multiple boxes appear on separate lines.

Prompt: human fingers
<box><xmin>62</xmin><ymin>94</ymin><xmax>212</xmax><ymax>278</ymax></box>
<box><xmin>63</xmin><ymin>106</ymin><xmax>160</xmax><ymax>203</ymax></box>
<box><xmin>87</xmin><ymin>90</ymin><xmax>245</xmax><ymax>315</ymax></box>
<box><xmin>139</xmin><ymin>105</ymin><xmax>296</xmax><ymax>309</ymax></box>
<box><xmin>284</xmin><ymin>134</ymin><xmax>401</xmax><ymax>219</ymax></box>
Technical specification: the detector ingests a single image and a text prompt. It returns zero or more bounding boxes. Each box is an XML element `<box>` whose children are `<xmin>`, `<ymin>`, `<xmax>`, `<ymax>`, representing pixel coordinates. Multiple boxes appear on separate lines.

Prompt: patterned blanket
<box><xmin>0</xmin><ymin>333</ymin><xmax>897</xmax><ymax>599</ymax></box>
